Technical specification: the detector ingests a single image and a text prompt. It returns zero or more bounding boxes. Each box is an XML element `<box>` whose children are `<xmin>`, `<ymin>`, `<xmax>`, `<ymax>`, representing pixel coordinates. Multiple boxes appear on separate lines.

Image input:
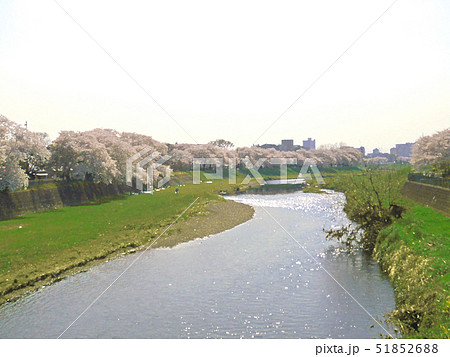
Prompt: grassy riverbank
<box><xmin>0</xmin><ymin>179</ymin><xmax>254</xmax><ymax>303</ymax></box>
<box><xmin>325</xmin><ymin>168</ymin><xmax>450</xmax><ymax>338</ymax></box>
<box><xmin>376</xmin><ymin>203</ymin><xmax>449</xmax><ymax>338</ymax></box>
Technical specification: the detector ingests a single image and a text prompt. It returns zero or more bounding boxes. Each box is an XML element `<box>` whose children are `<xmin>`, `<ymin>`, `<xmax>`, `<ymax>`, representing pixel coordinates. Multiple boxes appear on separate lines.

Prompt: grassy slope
<box><xmin>376</xmin><ymin>203</ymin><xmax>450</xmax><ymax>338</ymax></box>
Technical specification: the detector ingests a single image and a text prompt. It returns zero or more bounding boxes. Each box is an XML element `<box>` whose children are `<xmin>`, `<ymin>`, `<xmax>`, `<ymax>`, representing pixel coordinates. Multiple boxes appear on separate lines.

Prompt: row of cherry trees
<box><xmin>411</xmin><ymin>128</ymin><xmax>450</xmax><ymax>176</ymax></box>
<box><xmin>0</xmin><ymin>115</ymin><xmax>378</xmax><ymax>191</ymax></box>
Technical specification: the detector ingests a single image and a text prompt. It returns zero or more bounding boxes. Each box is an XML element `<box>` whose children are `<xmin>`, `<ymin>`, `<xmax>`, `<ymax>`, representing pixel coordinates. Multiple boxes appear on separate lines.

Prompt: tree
<box><xmin>119</xmin><ymin>132</ymin><xmax>168</xmax><ymax>155</ymax></box>
<box><xmin>168</xmin><ymin>148</ymin><xmax>193</xmax><ymax>171</ymax></box>
<box><xmin>325</xmin><ymin>169</ymin><xmax>407</xmax><ymax>251</ymax></box>
<box><xmin>49</xmin><ymin>131</ymin><xmax>118</xmax><ymax>183</ymax></box>
<box><xmin>0</xmin><ymin>158</ymin><xmax>29</xmax><ymax>192</ymax></box>
<box><xmin>0</xmin><ymin>115</ymin><xmax>50</xmax><ymax>191</ymax></box>
<box><xmin>365</xmin><ymin>156</ymin><xmax>389</xmax><ymax>166</ymax></box>
<box><xmin>208</xmin><ymin>139</ymin><xmax>234</xmax><ymax>149</ymax></box>
<box><xmin>48</xmin><ymin>129</ymin><xmax>169</xmax><ymax>184</ymax></box>
<box><xmin>411</xmin><ymin>128</ymin><xmax>450</xmax><ymax>176</ymax></box>
<box><xmin>84</xmin><ymin>129</ymin><xmax>137</xmax><ymax>182</ymax></box>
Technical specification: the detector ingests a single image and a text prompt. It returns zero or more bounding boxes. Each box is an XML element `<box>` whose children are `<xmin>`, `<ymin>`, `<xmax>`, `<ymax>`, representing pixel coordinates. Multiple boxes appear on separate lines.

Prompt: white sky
<box><xmin>0</xmin><ymin>0</ymin><xmax>449</xmax><ymax>152</ymax></box>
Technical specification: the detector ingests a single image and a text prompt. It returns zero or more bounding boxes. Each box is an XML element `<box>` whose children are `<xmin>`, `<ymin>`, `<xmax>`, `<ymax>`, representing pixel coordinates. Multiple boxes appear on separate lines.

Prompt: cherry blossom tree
<box><xmin>119</xmin><ymin>132</ymin><xmax>168</xmax><ymax>155</ymax></box>
<box><xmin>49</xmin><ymin>128</ymin><xmax>170</xmax><ymax>184</ymax></box>
<box><xmin>411</xmin><ymin>128</ymin><xmax>450</xmax><ymax>176</ymax></box>
<box><xmin>365</xmin><ymin>156</ymin><xmax>389</xmax><ymax>166</ymax></box>
<box><xmin>0</xmin><ymin>115</ymin><xmax>50</xmax><ymax>191</ymax></box>
<box><xmin>84</xmin><ymin>129</ymin><xmax>137</xmax><ymax>181</ymax></box>
<box><xmin>208</xmin><ymin>139</ymin><xmax>234</xmax><ymax>149</ymax></box>
<box><xmin>49</xmin><ymin>131</ymin><xmax>118</xmax><ymax>182</ymax></box>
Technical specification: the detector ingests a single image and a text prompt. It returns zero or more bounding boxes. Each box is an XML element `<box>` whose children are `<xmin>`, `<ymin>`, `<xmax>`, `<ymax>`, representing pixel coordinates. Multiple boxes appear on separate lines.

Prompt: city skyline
<box><xmin>1</xmin><ymin>114</ymin><xmax>426</xmax><ymax>154</ymax></box>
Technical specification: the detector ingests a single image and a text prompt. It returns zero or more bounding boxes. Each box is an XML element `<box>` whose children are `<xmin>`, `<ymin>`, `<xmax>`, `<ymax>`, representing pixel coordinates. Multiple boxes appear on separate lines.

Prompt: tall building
<box><xmin>359</xmin><ymin>146</ymin><xmax>366</xmax><ymax>156</ymax></box>
<box><xmin>390</xmin><ymin>143</ymin><xmax>414</xmax><ymax>157</ymax></box>
<box><xmin>257</xmin><ymin>140</ymin><xmax>301</xmax><ymax>152</ymax></box>
<box><xmin>280</xmin><ymin>139</ymin><xmax>294</xmax><ymax>151</ymax></box>
<box><xmin>302</xmin><ymin>138</ymin><xmax>316</xmax><ymax>150</ymax></box>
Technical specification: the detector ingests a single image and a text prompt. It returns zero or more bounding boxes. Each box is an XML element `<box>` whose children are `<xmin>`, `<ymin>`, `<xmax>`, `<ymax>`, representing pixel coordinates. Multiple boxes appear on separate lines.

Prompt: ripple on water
<box><xmin>227</xmin><ymin>190</ymin><xmax>348</xmax><ymax>220</ymax></box>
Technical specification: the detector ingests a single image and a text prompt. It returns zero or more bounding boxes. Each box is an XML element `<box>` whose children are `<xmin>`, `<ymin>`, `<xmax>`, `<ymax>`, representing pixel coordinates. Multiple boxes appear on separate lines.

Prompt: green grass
<box><xmin>302</xmin><ymin>187</ymin><xmax>328</xmax><ymax>194</ymax></box>
<box><xmin>240</xmin><ymin>166</ymin><xmax>302</xmax><ymax>179</ymax></box>
<box><xmin>376</xmin><ymin>203</ymin><xmax>450</xmax><ymax>338</ymax></box>
<box><xmin>237</xmin><ymin>165</ymin><xmax>362</xmax><ymax>181</ymax></box>
<box><xmin>319</xmin><ymin>166</ymin><xmax>363</xmax><ymax>174</ymax></box>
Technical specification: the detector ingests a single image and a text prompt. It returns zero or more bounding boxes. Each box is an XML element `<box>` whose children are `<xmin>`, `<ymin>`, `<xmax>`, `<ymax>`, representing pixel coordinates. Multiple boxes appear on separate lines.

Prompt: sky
<box><xmin>0</xmin><ymin>0</ymin><xmax>449</xmax><ymax>152</ymax></box>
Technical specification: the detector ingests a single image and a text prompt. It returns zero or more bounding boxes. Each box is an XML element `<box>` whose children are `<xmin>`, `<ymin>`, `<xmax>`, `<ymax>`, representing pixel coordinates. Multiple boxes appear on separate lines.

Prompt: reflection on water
<box><xmin>0</xmin><ymin>191</ymin><xmax>395</xmax><ymax>338</ymax></box>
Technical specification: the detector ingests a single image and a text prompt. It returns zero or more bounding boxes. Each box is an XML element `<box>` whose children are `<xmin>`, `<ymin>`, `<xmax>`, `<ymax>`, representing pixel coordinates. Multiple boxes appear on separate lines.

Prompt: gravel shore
<box><xmin>153</xmin><ymin>199</ymin><xmax>255</xmax><ymax>248</ymax></box>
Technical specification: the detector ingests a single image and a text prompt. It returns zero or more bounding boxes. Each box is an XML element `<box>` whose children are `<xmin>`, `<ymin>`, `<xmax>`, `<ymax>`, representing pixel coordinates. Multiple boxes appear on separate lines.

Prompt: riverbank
<box><xmin>0</xmin><ymin>181</ymin><xmax>254</xmax><ymax>304</ymax></box>
<box><xmin>324</xmin><ymin>169</ymin><xmax>450</xmax><ymax>338</ymax></box>
<box><xmin>375</xmin><ymin>203</ymin><xmax>449</xmax><ymax>338</ymax></box>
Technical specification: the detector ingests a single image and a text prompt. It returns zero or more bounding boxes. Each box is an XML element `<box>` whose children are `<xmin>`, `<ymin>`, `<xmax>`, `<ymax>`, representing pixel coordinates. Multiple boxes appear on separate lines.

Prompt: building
<box><xmin>257</xmin><ymin>139</ymin><xmax>302</xmax><ymax>152</ymax></box>
<box><xmin>390</xmin><ymin>143</ymin><xmax>414</xmax><ymax>158</ymax></box>
<box><xmin>280</xmin><ymin>139</ymin><xmax>294</xmax><ymax>151</ymax></box>
<box><xmin>302</xmin><ymin>138</ymin><xmax>316</xmax><ymax>150</ymax></box>
<box><xmin>259</xmin><ymin>143</ymin><xmax>278</xmax><ymax>150</ymax></box>
<box><xmin>366</xmin><ymin>148</ymin><xmax>391</xmax><ymax>160</ymax></box>
<box><xmin>358</xmin><ymin>146</ymin><xmax>366</xmax><ymax>156</ymax></box>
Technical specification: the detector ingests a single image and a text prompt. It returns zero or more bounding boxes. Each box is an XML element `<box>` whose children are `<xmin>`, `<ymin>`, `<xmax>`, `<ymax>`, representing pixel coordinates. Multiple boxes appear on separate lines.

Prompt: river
<box><xmin>0</xmin><ymin>191</ymin><xmax>395</xmax><ymax>338</ymax></box>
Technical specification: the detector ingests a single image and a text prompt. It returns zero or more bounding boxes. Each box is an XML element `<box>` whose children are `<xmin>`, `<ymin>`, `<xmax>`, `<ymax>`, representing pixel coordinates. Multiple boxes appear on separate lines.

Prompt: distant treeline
<box><xmin>0</xmin><ymin>115</ymin><xmax>363</xmax><ymax>191</ymax></box>
<box><xmin>1</xmin><ymin>114</ymin><xmax>448</xmax><ymax>192</ymax></box>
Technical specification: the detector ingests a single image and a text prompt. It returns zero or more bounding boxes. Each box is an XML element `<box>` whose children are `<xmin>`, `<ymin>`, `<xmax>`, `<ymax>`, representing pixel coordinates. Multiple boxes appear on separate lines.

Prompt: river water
<box><xmin>0</xmin><ymin>191</ymin><xmax>395</xmax><ymax>338</ymax></box>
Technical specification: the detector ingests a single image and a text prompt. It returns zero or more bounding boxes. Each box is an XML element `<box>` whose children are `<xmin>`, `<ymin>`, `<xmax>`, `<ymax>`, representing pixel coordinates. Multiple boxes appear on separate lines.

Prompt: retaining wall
<box><xmin>401</xmin><ymin>181</ymin><xmax>450</xmax><ymax>216</ymax></box>
<box><xmin>0</xmin><ymin>182</ymin><xmax>129</xmax><ymax>220</ymax></box>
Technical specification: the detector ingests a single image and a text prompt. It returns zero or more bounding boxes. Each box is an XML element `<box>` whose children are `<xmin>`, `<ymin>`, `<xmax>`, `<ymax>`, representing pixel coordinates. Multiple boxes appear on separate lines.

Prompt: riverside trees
<box><xmin>48</xmin><ymin>130</ymin><xmax>119</xmax><ymax>183</ymax></box>
<box><xmin>1</xmin><ymin>115</ymin><xmax>365</xmax><ymax>191</ymax></box>
<box><xmin>0</xmin><ymin>118</ymin><xmax>170</xmax><ymax>189</ymax></box>
<box><xmin>48</xmin><ymin>129</ymin><xmax>169</xmax><ymax>183</ymax></box>
<box><xmin>411</xmin><ymin>128</ymin><xmax>450</xmax><ymax>176</ymax></box>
